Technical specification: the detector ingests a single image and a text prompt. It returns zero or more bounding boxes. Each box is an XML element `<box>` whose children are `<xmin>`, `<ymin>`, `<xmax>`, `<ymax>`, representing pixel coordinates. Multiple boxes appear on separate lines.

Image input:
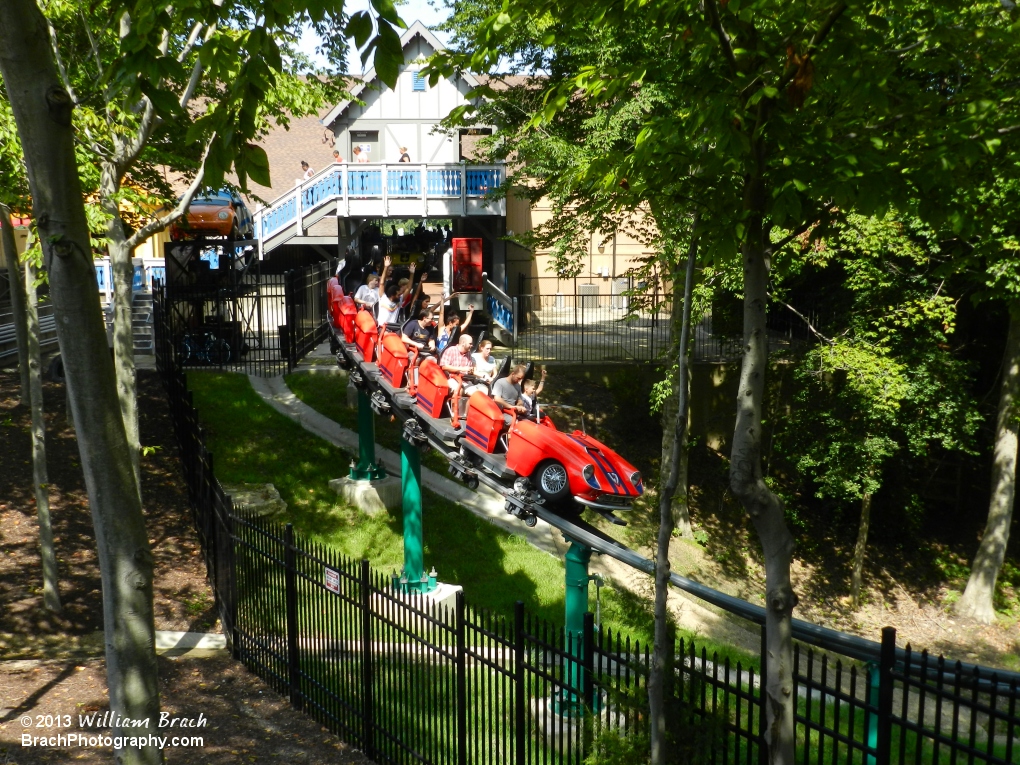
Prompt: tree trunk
<box><xmin>24</xmin><ymin>252</ymin><xmax>62</xmax><ymax>612</ymax></box>
<box><xmin>0</xmin><ymin>4</ymin><xmax>163</xmax><ymax>763</ymax></box>
<box><xmin>1</xmin><ymin>206</ymin><xmax>31</xmax><ymax>405</ymax></box>
<box><xmin>955</xmin><ymin>305</ymin><xmax>1020</xmax><ymax>624</ymax></box>
<box><xmin>660</xmin><ymin>355</ymin><xmax>693</xmax><ymax>538</ymax></box>
<box><xmin>649</xmin><ymin>218</ymin><xmax>698</xmax><ymax>765</ymax></box>
<box><xmin>103</xmin><ymin>171</ymin><xmax>142</xmax><ymax>491</ymax></box>
<box><xmin>730</xmin><ymin>153</ymin><xmax>796</xmax><ymax>765</ymax></box>
<box><xmin>850</xmin><ymin>491</ymin><xmax>872</xmax><ymax>609</ymax></box>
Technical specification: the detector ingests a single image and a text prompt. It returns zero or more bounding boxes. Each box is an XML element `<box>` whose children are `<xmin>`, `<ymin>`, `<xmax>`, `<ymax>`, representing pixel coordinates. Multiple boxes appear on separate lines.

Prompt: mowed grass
<box><xmin>280</xmin><ymin>369</ymin><xmax>759</xmax><ymax>665</ymax></box>
<box><xmin>186</xmin><ymin>371</ymin><xmax>580</xmax><ymax>629</ymax></box>
<box><xmin>285</xmin><ymin>370</ymin><xmax>451</xmax><ymax>475</ymax></box>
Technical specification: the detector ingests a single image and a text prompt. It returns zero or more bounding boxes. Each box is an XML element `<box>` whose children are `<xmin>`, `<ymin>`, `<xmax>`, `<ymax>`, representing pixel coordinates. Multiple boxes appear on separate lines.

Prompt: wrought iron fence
<box><xmin>155</xmin><ymin>250</ymin><xmax>334</xmax><ymax>376</ymax></box>
<box><xmin>512</xmin><ymin>276</ymin><xmax>824</xmax><ymax>365</ymax></box>
<box><xmin>155</xmin><ymin>329</ymin><xmax>1020</xmax><ymax>765</ymax></box>
<box><xmin>283</xmin><ymin>260</ymin><xmax>332</xmax><ymax>369</ymax></box>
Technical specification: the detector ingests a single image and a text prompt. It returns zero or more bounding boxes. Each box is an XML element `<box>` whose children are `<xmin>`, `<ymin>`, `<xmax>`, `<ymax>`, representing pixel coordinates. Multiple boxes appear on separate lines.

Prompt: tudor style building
<box><xmin>247</xmin><ymin>21</ymin><xmax>647</xmax><ymax>303</ymax></box>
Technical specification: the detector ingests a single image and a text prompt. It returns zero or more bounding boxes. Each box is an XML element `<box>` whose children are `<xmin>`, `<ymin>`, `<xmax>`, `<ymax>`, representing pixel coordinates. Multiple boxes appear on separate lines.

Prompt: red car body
<box><xmin>463</xmin><ymin>392</ymin><xmax>643</xmax><ymax>512</ymax></box>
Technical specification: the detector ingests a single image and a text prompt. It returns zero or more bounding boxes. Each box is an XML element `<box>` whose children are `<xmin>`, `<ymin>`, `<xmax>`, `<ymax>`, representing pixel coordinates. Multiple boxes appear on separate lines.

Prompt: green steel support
<box><xmin>866</xmin><ymin>661</ymin><xmax>879</xmax><ymax>765</ymax></box>
<box><xmin>350</xmin><ymin>389</ymin><xmax>385</xmax><ymax>480</ymax></box>
<box><xmin>557</xmin><ymin>539</ymin><xmax>592</xmax><ymax>716</ymax></box>
<box><xmin>394</xmin><ymin>433</ymin><xmax>436</xmax><ymax>594</ymax></box>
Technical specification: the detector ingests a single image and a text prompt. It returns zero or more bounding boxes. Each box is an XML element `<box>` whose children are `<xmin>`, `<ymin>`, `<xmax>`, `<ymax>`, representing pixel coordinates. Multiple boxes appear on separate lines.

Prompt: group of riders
<box><xmin>334</xmin><ymin>254</ymin><xmax>546</xmax><ymax>420</ymax></box>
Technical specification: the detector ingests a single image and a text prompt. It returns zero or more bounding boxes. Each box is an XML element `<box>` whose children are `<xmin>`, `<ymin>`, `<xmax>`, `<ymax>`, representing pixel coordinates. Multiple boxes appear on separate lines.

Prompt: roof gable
<box><xmin>320</xmin><ymin>21</ymin><xmax>478</xmax><ymax>127</ymax></box>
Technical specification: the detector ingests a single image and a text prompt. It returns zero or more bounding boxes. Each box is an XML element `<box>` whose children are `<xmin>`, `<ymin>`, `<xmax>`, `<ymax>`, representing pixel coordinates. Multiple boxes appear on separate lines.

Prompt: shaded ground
<box><xmin>0</xmin><ymin>367</ymin><xmax>370</xmax><ymax>764</ymax></box>
<box><xmin>0</xmin><ymin>653</ymin><xmax>370</xmax><ymax>764</ymax></box>
<box><xmin>538</xmin><ymin>366</ymin><xmax>1020</xmax><ymax>673</ymax></box>
<box><xmin>0</xmin><ymin>370</ymin><xmax>216</xmax><ymax>653</ymax></box>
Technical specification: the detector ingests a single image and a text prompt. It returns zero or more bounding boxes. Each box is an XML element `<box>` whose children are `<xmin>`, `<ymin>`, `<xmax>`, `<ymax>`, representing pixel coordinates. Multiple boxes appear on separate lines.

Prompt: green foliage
<box><xmin>774</xmin><ymin>214</ymin><xmax>981</xmax><ymax>509</ymax></box>
<box><xmin>0</xmin><ymin>0</ymin><xmax>408</xmax><ymax>251</ymax></box>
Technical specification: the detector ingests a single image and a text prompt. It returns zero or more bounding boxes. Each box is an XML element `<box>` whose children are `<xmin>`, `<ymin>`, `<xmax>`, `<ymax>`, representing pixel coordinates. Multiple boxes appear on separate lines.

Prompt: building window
<box><xmin>412</xmin><ymin>71</ymin><xmax>427</xmax><ymax>92</ymax></box>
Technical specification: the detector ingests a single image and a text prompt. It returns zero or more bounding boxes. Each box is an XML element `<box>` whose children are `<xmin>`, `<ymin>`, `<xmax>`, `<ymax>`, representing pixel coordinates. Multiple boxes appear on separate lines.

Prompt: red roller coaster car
<box><xmin>325</xmin><ymin>274</ymin><xmax>643</xmax><ymax>522</ymax></box>
<box><xmin>461</xmin><ymin>393</ymin><xmax>642</xmax><ymax>515</ymax></box>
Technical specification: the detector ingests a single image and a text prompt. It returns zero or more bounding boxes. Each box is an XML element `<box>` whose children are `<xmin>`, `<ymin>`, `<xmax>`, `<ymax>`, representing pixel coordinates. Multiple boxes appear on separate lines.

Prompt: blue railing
<box><xmin>303</xmin><ymin>170</ymin><xmax>341</xmax><ymax>209</ymax></box>
<box><xmin>484</xmin><ymin>279</ymin><xmax>516</xmax><ymax>340</ymax></box>
<box><xmin>254</xmin><ymin>163</ymin><xmax>506</xmax><ymax>251</ymax></box>
<box><xmin>261</xmin><ymin>196</ymin><xmax>297</xmax><ymax>238</ymax></box>
<box><xmin>387</xmin><ymin>169</ymin><xmax>422</xmax><ymax>197</ymax></box>
<box><xmin>466</xmin><ymin>168</ymin><xmax>501</xmax><ymax>196</ymax></box>
<box><xmin>347</xmin><ymin>168</ymin><xmax>383</xmax><ymax>197</ymax></box>
<box><xmin>426</xmin><ymin>168</ymin><xmax>461</xmax><ymax>196</ymax></box>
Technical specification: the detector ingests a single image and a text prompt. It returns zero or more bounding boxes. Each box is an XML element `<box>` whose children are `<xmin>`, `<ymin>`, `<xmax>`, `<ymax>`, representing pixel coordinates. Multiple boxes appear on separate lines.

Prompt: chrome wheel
<box><xmin>535</xmin><ymin>460</ymin><xmax>569</xmax><ymax>501</ymax></box>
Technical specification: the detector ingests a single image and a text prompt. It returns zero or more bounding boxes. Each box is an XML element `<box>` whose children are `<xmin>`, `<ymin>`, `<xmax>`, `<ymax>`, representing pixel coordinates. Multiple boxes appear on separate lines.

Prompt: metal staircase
<box><xmin>132</xmin><ymin>292</ymin><xmax>154</xmax><ymax>353</ymax></box>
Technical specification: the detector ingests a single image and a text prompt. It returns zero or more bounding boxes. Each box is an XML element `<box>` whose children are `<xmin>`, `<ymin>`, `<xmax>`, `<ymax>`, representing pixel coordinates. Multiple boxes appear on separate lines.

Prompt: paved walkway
<box><xmin>249</xmin><ymin>350</ymin><xmax>760</xmax><ymax>655</ymax></box>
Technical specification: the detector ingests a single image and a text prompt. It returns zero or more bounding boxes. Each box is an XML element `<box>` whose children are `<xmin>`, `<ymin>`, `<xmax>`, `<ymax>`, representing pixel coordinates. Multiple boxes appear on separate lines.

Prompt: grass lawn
<box><xmin>285</xmin><ymin>370</ymin><xmax>451</xmax><ymax>476</ymax></box>
<box><xmin>188</xmin><ymin>371</ymin><xmax>563</xmax><ymax>621</ymax></box>
<box><xmin>186</xmin><ymin>370</ymin><xmax>686</xmax><ymax>647</ymax></box>
<box><xmin>279</xmin><ymin>369</ymin><xmax>760</xmax><ymax>667</ymax></box>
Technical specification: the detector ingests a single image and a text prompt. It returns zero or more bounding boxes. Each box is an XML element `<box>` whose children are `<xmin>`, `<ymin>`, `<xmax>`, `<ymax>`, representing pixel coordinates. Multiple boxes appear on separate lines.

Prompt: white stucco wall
<box><xmin>328</xmin><ymin>33</ymin><xmax>479</xmax><ymax>164</ymax></box>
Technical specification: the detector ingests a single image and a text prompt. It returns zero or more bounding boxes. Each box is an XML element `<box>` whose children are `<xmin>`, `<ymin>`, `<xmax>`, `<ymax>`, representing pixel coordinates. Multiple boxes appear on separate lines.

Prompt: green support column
<box><xmin>866</xmin><ymin>662</ymin><xmax>879</xmax><ymax>765</ymax></box>
<box><xmin>557</xmin><ymin>539</ymin><xmax>592</xmax><ymax>716</ymax></box>
<box><xmin>350</xmin><ymin>389</ymin><xmax>385</xmax><ymax>480</ymax></box>
<box><xmin>394</xmin><ymin>432</ymin><xmax>436</xmax><ymax>594</ymax></box>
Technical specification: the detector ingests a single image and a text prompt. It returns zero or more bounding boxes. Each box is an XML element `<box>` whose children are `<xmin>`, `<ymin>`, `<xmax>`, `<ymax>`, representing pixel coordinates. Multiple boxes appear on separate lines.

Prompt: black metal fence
<box><xmin>512</xmin><ymin>276</ymin><xmax>822</xmax><ymax>365</ymax></box>
<box><xmin>154</xmin><ymin>320</ymin><xmax>1020</xmax><ymax>764</ymax></box>
<box><xmin>283</xmin><ymin>260</ymin><xmax>332</xmax><ymax>369</ymax></box>
<box><xmin>157</xmin><ymin>244</ymin><xmax>333</xmax><ymax>376</ymax></box>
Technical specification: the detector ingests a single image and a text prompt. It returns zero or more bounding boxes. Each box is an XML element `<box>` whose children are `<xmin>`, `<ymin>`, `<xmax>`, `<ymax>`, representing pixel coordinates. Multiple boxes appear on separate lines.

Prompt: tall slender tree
<box><xmin>0</xmin><ymin>3</ymin><xmax>404</xmax><ymax>762</ymax></box>
<box><xmin>22</xmin><ymin>237</ymin><xmax>62</xmax><ymax>613</ymax></box>
<box><xmin>437</xmin><ymin>2</ymin><xmax>1020</xmax><ymax>761</ymax></box>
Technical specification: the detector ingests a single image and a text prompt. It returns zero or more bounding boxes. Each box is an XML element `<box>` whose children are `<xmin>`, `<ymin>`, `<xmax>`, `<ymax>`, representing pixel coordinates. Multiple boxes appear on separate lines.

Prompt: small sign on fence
<box><xmin>324</xmin><ymin>567</ymin><xmax>340</xmax><ymax>594</ymax></box>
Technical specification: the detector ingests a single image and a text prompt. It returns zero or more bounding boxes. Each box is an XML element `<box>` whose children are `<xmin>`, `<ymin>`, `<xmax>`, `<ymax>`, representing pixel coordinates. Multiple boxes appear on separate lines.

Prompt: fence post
<box><xmin>360</xmin><ymin>559</ymin><xmax>375</xmax><ymax>760</ymax></box>
<box><xmin>758</xmin><ymin>624</ymin><xmax>768</xmax><ymax>765</ymax></box>
<box><xmin>877</xmin><ymin>627</ymin><xmax>896</xmax><ymax>765</ymax></box>
<box><xmin>514</xmin><ymin>600</ymin><xmax>526</xmax><ymax>765</ymax></box>
<box><xmin>284</xmin><ymin>270</ymin><xmax>295</xmax><ymax>371</ymax></box>
<box><xmin>223</xmin><ymin>498</ymin><xmax>239</xmax><ymax>660</ymax></box>
<box><xmin>456</xmin><ymin>591</ymin><xmax>468</xmax><ymax>765</ymax></box>
<box><xmin>582</xmin><ymin>611</ymin><xmax>594</xmax><ymax>711</ymax></box>
<box><xmin>284</xmin><ymin>523</ymin><xmax>302</xmax><ymax>711</ymax></box>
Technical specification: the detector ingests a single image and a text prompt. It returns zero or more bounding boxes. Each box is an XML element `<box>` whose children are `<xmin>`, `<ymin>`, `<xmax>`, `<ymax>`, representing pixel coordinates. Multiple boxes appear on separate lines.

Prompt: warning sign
<box><xmin>324</xmin><ymin>567</ymin><xmax>340</xmax><ymax>594</ymax></box>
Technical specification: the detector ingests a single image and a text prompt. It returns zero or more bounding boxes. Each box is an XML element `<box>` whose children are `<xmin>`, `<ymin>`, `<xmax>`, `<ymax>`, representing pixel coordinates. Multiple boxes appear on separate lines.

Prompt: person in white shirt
<box><xmin>354</xmin><ymin>146</ymin><xmax>370</xmax><ymax>163</ymax></box>
<box><xmin>375</xmin><ymin>258</ymin><xmax>426</xmax><ymax>326</ymax></box>
<box><xmin>301</xmin><ymin>160</ymin><xmax>314</xmax><ymax>180</ymax></box>
<box><xmin>354</xmin><ymin>272</ymin><xmax>381</xmax><ymax>312</ymax></box>
<box><xmin>442</xmin><ymin>244</ymin><xmax>453</xmax><ymax>302</ymax></box>
<box><xmin>471</xmin><ymin>339</ymin><xmax>498</xmax><ymax>387</ymax></box>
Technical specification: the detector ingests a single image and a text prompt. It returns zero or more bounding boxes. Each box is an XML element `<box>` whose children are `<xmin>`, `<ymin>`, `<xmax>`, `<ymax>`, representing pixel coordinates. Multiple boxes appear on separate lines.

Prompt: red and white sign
<box><xmin>324</xmin><ymin>567</ymin><xmax>340</xmax><ymax>594</ymax></box>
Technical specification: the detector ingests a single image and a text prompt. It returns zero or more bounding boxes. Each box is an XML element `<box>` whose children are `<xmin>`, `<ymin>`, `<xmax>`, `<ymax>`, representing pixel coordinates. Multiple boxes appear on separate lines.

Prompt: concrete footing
<box><xmin>329</xmin><ymin>475</ymin><xmax>402</xmax><ymax>514</ymax></box>
<box><xmin>374</xmin><ymin>582</ymin><xmax>464</xmax><ymax>623</ymax></box>
<box><xmin>221</xmin><ymin>483</ymin><xmax>286</xmax><ymax>517</ymax></box>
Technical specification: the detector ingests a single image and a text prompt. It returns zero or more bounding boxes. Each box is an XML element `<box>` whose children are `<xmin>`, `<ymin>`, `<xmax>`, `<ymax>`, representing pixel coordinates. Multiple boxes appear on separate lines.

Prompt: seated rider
<box><xmin>440</xmin><ymin>334</ymin><xmax>487</xmax><ymax>404</ymax></box>
<box><xmin>436</xmin><ymin>302</ymin><xmax>474</xmax><ymax>354</ymax></box>
<box><xmin>471</xmin><ymin>339</ymin><xmax>498</xmax><ymax>387</ymax></box>
<box><xmin>519</xmin><ymin>367</ymin><xmax>546</xmax><ymax>419</ymax></box>
<box><xmin>376</xmin><ymin>258</ymin><xmax>426</xmax><ymax>327</ymax></box>
<box><xmin>354</xmin><ymin>272</ymin><xmax>380</xmax><ymax>312</ymax></box>
<box><xmin>492</xmin><ymin>364</ymin><xmax>528</xmax><ymax>421</ymax></box>
<box><xmin>401</xmin><ymin>308</ymin><xmax>437</xmax><ymax>355</ymax></box>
